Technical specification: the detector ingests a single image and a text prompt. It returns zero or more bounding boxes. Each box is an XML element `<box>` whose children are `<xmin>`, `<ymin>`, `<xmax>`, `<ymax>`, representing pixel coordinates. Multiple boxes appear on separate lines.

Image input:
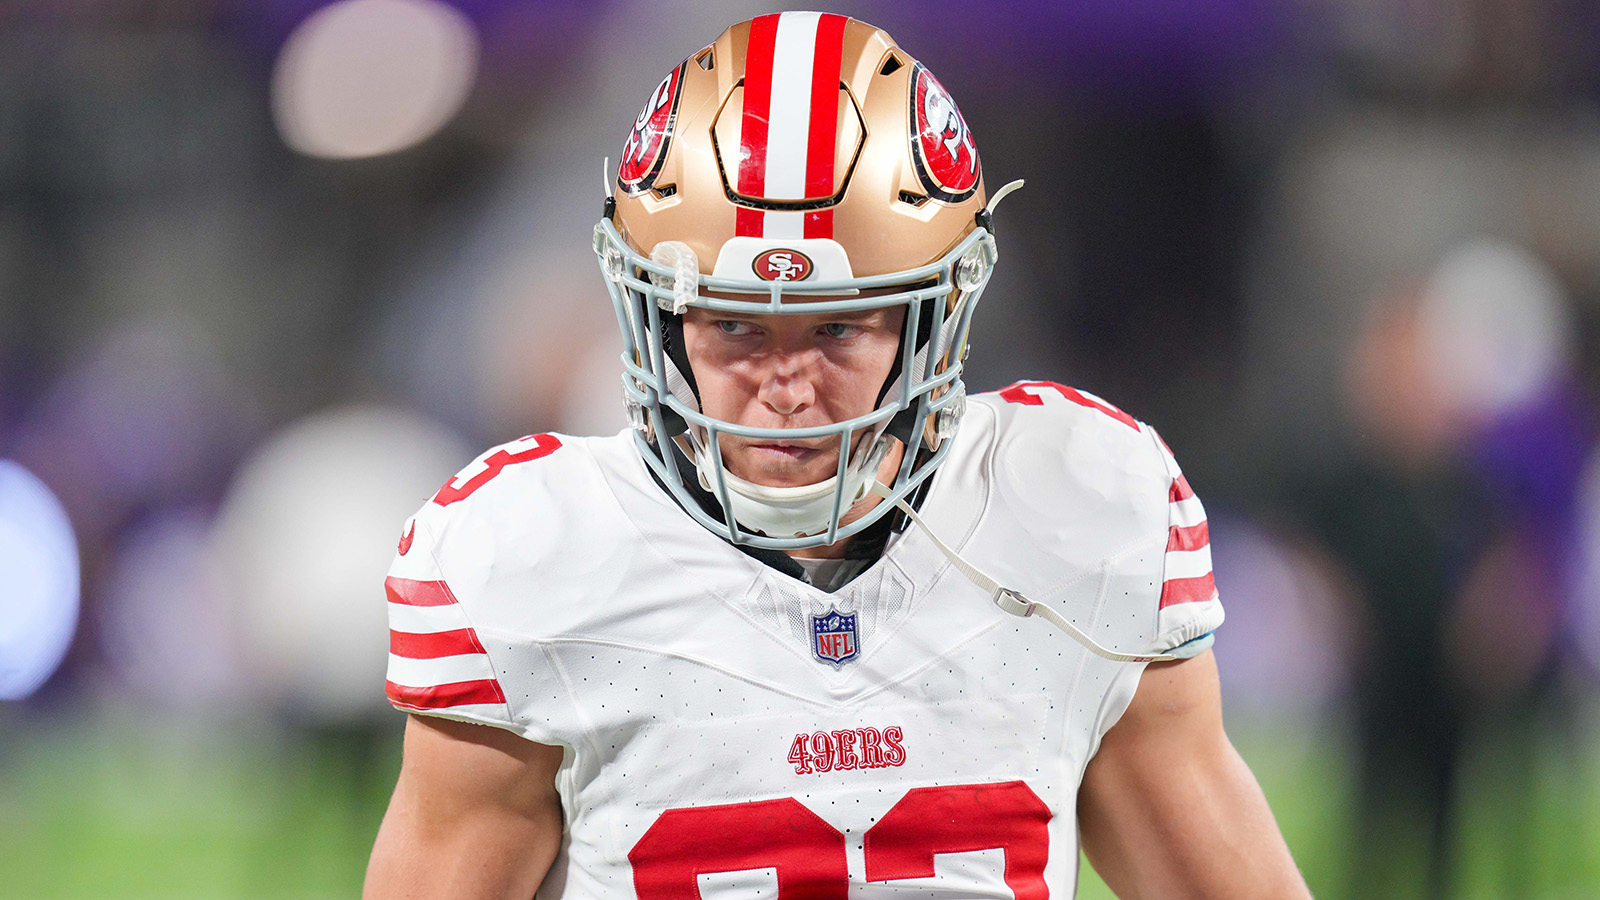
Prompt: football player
<box><xmin>366</xmin><ymin>12</ymin><xmax>1312</xmax><ymax>900</ymax></box>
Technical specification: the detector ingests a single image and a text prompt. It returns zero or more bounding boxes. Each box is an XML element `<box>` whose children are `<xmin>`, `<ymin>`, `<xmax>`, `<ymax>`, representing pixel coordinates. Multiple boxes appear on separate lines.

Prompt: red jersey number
<box><xmin>865</xmin><ymin>782</ymin><xmax>1051</xmax><ymax>900</ymax></box>
<box><xmin>629</xmin><ymin>781</ymin><xmax>1051</xmax><ymax>899</ymax></box>
<box><xmin>629</xmin><ymin>798</ymin><xmax>847</xmax><ymax>900</ymax></box>
<box><xmin>998</xmin><ymin>381</ymin><xmax>1139</xmax><ymax>431</ymax></box>
<box><xmin>431</xmin><ymin>434</ymin><xmax>562</xmax><ymax>507</ymax></box>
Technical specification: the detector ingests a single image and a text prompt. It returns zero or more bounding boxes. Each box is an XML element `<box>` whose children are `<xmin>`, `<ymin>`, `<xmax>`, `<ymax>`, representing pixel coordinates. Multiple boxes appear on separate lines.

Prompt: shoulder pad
<box><xmin>381</xmin><ymin>431</ymin><xmax>593</xmax><ymax>728</ymax></box>
<box><xmin>966</xmin><ymin>381</ymin><xmax>1169</xmax><ymax>572</ymax></box>
<box><xmin>968</xmin><ymin>381</ymin><xmax>1223</xmax><ymax>654</ymax></box>
<box><xmin>972</xmin><ymin>379</ymin><xmax>1166</xmax><ymax>495</ymax></box>
<box><xmin>391</xmin><ymin>431</ymin><xmax>605</xmax><ymax>619</ymax></box>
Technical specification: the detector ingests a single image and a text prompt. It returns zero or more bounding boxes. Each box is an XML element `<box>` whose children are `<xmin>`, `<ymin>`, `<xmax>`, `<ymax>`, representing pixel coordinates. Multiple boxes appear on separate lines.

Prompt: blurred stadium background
<box><xmin>4</xmin><ymin>0</ymin><xmax>1600</xmax><ymax>897</ymax></box>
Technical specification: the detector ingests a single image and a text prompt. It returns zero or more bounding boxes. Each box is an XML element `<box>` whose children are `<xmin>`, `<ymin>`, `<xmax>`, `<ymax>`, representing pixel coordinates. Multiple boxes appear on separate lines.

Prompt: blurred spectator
<box><xmin>1286</xmin><ymin>237</ymin><xmax>1594</xmax><ymax>898</ymax></box>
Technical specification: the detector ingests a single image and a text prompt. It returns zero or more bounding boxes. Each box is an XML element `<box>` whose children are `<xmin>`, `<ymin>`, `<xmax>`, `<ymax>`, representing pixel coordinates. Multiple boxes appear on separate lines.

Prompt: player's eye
<box><xmin>821</xmin><ymin>322</ymin><xmax>861</xmax><ymax>339</ymax></box>
<box><xmin>716</xmin><ymin>320</ymin><xmax>755</xmax><ymax>336</ymax></box>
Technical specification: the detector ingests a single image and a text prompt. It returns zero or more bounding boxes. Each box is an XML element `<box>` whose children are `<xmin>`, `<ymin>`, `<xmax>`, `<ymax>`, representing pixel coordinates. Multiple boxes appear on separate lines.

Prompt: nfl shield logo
<box><xmin>811</xmin><ymin>609</ymin><xmax>860</xmax><ymax>667</ymax></box>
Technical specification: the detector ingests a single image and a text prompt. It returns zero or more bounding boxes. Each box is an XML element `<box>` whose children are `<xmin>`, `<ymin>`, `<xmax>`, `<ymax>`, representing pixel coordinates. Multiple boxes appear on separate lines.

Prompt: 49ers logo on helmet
<box><xmin>618</xmin><ymin>61</ymin><xmax>686</xmax><ymax>195</ymax></box>
<box><xmin>909</xmin><ymin>63</ymin><xmax>980</xmax><ymax>202</ymax></box>
<box><xmin>753</xmin><ymin>249</ymin><xmax>814</xmax><ymax>282</ymax></box>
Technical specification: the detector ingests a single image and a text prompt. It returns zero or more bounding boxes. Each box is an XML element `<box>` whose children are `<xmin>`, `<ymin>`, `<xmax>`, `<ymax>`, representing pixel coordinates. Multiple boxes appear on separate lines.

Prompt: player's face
<box><xmin>682</xmin><ymin>302</ymin><xmax>906</xmax><ymax>488</ymax></box>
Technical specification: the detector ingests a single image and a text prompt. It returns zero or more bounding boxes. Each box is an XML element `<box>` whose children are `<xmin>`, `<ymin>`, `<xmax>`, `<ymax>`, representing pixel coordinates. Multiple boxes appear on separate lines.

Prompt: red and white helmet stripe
<box><xmin>735</xmin><ymin>11</ymin><xmax>850</xmax><ymax>240</ymax></box>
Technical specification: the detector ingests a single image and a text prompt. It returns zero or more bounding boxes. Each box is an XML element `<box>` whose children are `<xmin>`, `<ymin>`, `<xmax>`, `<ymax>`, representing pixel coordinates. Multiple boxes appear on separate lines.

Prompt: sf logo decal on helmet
<box><xmin>909</xmin><ymin>63</ymin><xmax>981</xmax><ymax>202</ymax></box>
<box><xmin>752</xmin><ymin>248</ymin><xmax>814</xmax><ymax>282</ymax></box>
<box><xmin>618</xmin><ymin>62</ymin><xmax>685</xmax><ymax>195</ymax></box>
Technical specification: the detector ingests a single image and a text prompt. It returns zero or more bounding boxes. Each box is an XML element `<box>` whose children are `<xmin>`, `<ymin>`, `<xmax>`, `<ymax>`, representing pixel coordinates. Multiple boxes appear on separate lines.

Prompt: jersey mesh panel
<box><xmin>748</xmin><ymin>566</ymin><xmax>912</xmax><ymax>648</ymax></box>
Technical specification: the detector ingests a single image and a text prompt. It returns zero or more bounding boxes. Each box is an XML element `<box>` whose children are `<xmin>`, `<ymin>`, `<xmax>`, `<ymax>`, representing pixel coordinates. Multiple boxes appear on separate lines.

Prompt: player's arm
<box><xmin>364</xmin><ymin>714</ymin><xmax>565</xmax><ymax>900</ymax></box>
<box><xmin>1077</xmin><ymin>649</ymin><xmax>1312</xmax><ymax>899</ymax></box>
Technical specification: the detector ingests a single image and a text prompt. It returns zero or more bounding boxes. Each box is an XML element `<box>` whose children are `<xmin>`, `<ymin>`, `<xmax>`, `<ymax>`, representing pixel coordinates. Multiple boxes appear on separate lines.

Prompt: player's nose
<box><xmin>757</xmin><ymin>363</ymin><xmax>815</xmax><ymax>417</ymax></box>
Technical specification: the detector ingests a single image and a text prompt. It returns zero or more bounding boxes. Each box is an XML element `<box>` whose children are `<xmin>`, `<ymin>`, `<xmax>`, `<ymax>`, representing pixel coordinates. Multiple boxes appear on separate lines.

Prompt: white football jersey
<box><xmin>383</xmin><ymin>381</ymin><xmax>1224</xmax><ymax>899</ymax></box>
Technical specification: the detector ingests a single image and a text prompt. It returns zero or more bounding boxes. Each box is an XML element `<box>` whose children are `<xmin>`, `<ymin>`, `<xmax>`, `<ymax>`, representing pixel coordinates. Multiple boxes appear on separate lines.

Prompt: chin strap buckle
<box><xmin>994</xmin><ymin>587</ymin><xmax>1035</xmax><ymax>618</ymax></box>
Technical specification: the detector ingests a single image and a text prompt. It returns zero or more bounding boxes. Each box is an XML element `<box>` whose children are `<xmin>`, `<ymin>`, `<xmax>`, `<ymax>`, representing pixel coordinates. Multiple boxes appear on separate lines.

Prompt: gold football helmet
<box><xmin>592</xmin><ymin>12</ymin><xmax>1019</xmax><ymax>548</ymax></box>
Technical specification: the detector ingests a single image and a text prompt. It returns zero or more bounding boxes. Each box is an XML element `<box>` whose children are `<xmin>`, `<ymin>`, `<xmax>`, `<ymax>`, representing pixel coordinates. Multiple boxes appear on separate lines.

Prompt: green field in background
<box><xmin>2</xmin><ymin>706</ymin><xmax>1598</xmax><ymax>899</ymax></box>
<box><xmin>0</xmin><ymin>712</ymin><xmax>400</xmax><ymax>900</ymax></box>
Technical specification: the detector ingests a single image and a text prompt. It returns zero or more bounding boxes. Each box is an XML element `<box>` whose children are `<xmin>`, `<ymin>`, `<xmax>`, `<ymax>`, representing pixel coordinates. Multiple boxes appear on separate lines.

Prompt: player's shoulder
<box><xmin>410</xmin><ymin>430</ymin><xmax>594</xmax><ymax>533</ymax></box>
<box><xmin>964</xmin><ymin>381</ymin><xmax>1180</xmax><ymax>550</ymax></box>
<box><xmin>969</xmin><ymin>380</ymin><xmax>1174</xmax><ymax>485</ymax></box>
<box><xmin>383</xmin><ymin>431</ymin><xmax>621</xmax><ymax>730</ymax></box>
<box><xmin>395</xmin><ymin>430</ymin><xmax>636</xmax><ymax>605</ymax></box>
<box><xmin>960</xmin><ymin>382</ymin><xmax>1221</xmax><ymax>657</ymax></box>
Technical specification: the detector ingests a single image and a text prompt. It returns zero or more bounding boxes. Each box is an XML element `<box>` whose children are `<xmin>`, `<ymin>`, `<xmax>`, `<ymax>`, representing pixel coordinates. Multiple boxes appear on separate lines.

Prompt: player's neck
<box><xmin>784</xmin><ymin>442</ymin><xmax>905</xmax><ymax>561</ymax></box>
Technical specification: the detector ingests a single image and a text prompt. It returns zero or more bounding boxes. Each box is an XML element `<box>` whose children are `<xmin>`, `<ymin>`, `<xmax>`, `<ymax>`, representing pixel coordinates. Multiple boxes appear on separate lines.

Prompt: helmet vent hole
<box><xmin>695</xmin><ymin>49</ymin><xmax>714</xmax><ymax>71</ymax></box>
<box><xmin>898</xmin><ymin>190</ymin><xmax>928</xmax><ymax>207</ymax></box>
<box><xmin>653</xmin><ymin>183</ymin><xmax>678</xmax><ymax>199</ymax></box>
<box><xmin>879</xmin><ymin>54</ymin><xmax>903</xmax><ymax>76</ymax></box>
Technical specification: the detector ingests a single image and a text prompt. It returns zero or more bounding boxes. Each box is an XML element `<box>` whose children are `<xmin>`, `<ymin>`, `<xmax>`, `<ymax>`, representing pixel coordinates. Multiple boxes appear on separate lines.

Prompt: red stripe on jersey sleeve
<box><xmin>1168</xmin><ymin>474</ymin><xmax>1194</xmax><ymax>503</ymax></box>
<box><xmin>1159</xmin><ymin>572</ymin><xmax>1217</xmax><ymax>609</ymax></box>
<box><xmin>387</xmin><ymin>678</ymin><xmax>506</xmax><ymax>710</ymax></box>
<box><xmin>736</xmin><ymin>13</ymin><xmax>779</xmax><ymax>236</ymax></box>
<box><xmin>389</xmin><ymin>627</ymin><xmax>487</xmax><ymax>659</ymax></box>
<box><xmin>384</xmin><ymin>576</ymin><xmax>459</xmax><ymax>607</ymax></box>
<box><xmin>1167</xmin><ymin>520</ymin><xmax>1210</xmax><ymax>552</ymax></box>
<box><xmin>802</xmin><ymin>13</ymin><xmax>847</xmax><ymax>239</ymax></box>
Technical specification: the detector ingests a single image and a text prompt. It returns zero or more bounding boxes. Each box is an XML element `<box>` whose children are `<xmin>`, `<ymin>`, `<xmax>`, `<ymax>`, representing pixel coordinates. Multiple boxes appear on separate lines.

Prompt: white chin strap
<box><xmin>868</xmin><ymin>481</ymin><xmax>1189</xmax><ymax>663</ymax></box>
<box><xmin>693</xmin><ymin>436</ymin><xmax>887</xmax><ymax>540</ymax></box>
